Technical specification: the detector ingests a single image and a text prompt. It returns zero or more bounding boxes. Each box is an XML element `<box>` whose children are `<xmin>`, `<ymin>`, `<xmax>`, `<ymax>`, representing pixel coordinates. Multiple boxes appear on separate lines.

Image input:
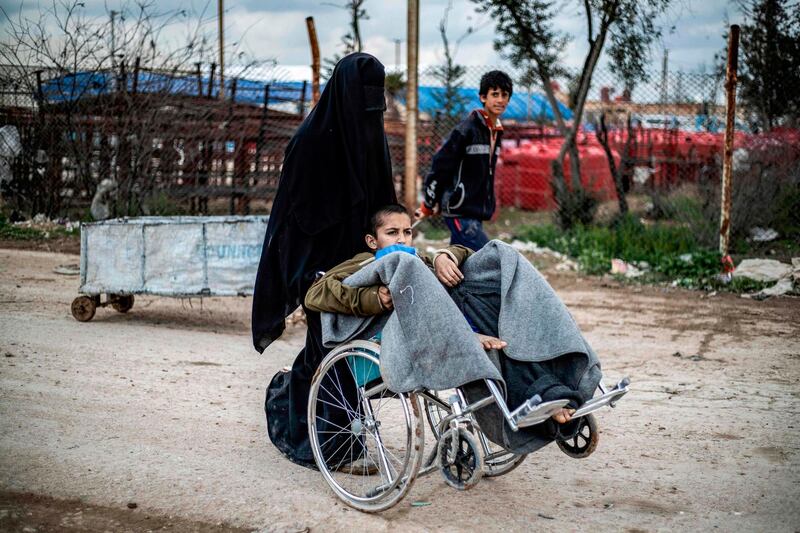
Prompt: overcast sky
<box><xmin>6</xmin><ymin>0</ymin><xmax>742</xmax><ymax>79</ymax></box>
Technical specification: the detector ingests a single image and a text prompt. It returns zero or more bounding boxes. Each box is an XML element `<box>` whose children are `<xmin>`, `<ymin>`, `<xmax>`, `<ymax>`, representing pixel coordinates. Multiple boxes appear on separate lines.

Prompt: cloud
<box><xmin>2</xmin><ymin>0</ymin><xmax>737</xmax><ymax>78</ymax></box>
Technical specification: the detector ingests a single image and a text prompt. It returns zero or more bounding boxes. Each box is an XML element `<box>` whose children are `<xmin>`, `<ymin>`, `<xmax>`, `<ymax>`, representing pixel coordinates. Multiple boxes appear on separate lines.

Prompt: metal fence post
<box><xmin>195</xmin><ymin>62</ymin><xmax>203</xmax><ymax>97</ymax></box>
<box><xmin>254</xmin><ymin>84</ymin><xmax>271</xmax><ymax>189</ymax></box>
<box><xmin>719</xmin><ymin>25</ymin><xmax>740</xmax><ymax>257</ymax></box>
<box><xmin>208</xmin><ymin>63</ymin><xmax>217</xmax><ymax>99</ymax></box>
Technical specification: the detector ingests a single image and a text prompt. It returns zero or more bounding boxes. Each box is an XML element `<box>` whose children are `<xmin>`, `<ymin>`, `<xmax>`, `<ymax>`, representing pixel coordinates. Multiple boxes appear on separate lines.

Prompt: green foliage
<box><xmin>734</xmin><ymin>0</ymin><xmax>800</xmax><ymax>130</ymax></box>
<box><xmin>516</xmin><ymin>215</ymin><xmax>724</xmax><ymax>282</ymax></box>
<box><xmin>0</xmin><ymin>217</ymin><xmax>44</xmax><ymax>240</ymax></box>
<box><xmin>0</xmin><ymin>216</ymin><xmax>75</xmax><ymax>241</ymax></box>
<box><xmin>471</xmin><ymin>0</ymin><xmax>565</xmax><ymax>80</ymax></box>
<box><xmin>656</xmin><ymin>250</ymin><xmax>721</xmax><ymax>278</ymax></box>
<box><xmin>669</xmin><ymin>273</ymin><xmax>774</xmax><ymax>293</ymax></box>
<box><xmin>322</xmin><ymin>1</ymin><xmax>369</xmax><ymax>80</ymax></box>
<box><xmin>606</xmin><ymin>0</ymin><xmax>671</xmax><ymax>90</ymax></box>
<box><xmin>726</xmin><ymin>276</ymin><xmax>774</xmax><ymax>293</ymax></box>
<box><xmin>384</xmin><ymin>72</ymin><xmax>406</xmax><ymax>97</ymax></box>
<box><xmin>649</xmin><ymin>193</ymin><xmax>716</xmax><ymax>242</ymax></box>
<box><xmin>773</xmin><ymin>184</ymin><xmax>800</xmax><ymax>238</ymax></box>
<box><xmin>430</xmin><ymin>1</ymin><xmax>471</xmax><ymax>119</ymax></box>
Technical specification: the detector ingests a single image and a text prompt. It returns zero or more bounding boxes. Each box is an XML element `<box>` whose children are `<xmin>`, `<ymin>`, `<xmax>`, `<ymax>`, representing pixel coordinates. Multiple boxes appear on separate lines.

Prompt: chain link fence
<box><xmin>0</xmin><ymin>62</ymin><xmax>304</xmax><ymax>219</ymax></box>
<box><xmin>410</xmin><ymin>65</ymin><xmax>800</xmax><ymax>250</ymax></box>
<box><xmin>1</xmin><ymin>61</ymin><xmax>798</xmax><ymax>252</ymax></box>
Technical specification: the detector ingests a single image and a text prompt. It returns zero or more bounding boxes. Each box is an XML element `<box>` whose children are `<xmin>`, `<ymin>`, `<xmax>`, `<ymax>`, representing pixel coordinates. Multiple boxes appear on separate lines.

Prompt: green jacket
<box><xmin>304</xmin><ymin>245</ymin><xmax>473</xmax><ymax>316</ymax></box>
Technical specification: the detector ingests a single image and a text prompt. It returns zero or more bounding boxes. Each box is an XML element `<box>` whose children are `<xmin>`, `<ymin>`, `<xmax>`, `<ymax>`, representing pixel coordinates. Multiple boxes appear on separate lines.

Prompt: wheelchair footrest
<box><xmin>511</xmin><ymin>396</ymin><xmax>570</xmax><ymax>429</ymax></box>
<box><xmin>571</xmin><ymin>377</ymin><xmax>630</xmax><ymax>419</ymax></box>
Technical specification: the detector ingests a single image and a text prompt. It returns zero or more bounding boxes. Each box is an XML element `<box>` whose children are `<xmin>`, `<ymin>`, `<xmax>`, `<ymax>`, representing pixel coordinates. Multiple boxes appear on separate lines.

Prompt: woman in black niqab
<box><xmin>252</xmin><ymin>53</ymin><xmax>396</xmax><ymax>467</ymax></box>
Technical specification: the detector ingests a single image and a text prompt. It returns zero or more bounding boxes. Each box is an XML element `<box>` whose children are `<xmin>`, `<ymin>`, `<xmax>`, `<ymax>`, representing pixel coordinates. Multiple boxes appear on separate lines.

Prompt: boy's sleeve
<box><xmin>304</xmin><ymin>257</ymin><xmax>384</xmax><ymax>316</ymax></box>
<box><xmin>447</xmin><ymin>244</ymin><xmax>473</xmax><ymax>266</ymax></box>
<box><xmin>422</xmin><ymin>128</ymin><xmax>467</xmax><ymax>209</ymax></box>
<box><xmin>433</xmin><ymin>244</ymin><xmax>473</xmax><ymax>267</ymax></box>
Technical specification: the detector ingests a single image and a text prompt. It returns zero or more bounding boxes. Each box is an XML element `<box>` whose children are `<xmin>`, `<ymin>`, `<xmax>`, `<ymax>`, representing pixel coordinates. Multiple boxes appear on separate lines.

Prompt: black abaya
<box><xmin>251</xmin><ymin>53</ymin><xmax>396</xmax><ymax>467</ymax></box>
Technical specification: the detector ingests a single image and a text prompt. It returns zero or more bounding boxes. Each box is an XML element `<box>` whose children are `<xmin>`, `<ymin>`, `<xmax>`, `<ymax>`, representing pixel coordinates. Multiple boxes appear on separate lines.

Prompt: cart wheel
<box><xmin>111</xmin><ymin>294</ymin><xmax>134</xmax><ymax>313</ymax></box>
<box><xmin>438</xmin><ymin>427</ymin><xmax>484</xmax><ymax>490</ymax></box>
<box><xmin>557</xmin><ymin>414</ymin><xmax>599</xmax><ymax>459</ymax></box>
<box><xmin>71</xmin><ymin>296</ymin><xmax>97</xmax><ymax>322</ymax></box>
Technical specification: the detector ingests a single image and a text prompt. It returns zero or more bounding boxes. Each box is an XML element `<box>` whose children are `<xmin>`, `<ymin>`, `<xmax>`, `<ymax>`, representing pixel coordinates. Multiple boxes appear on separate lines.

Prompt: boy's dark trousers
<box><xmin>444</xmin><ymin>217</ymin><xmax>489</xmax><ymax>251</ymax></box>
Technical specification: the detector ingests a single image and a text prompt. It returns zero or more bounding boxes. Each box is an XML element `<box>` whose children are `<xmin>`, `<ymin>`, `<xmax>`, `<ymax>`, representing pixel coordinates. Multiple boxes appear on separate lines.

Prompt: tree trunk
<box><xmin>562</xmin><ymin>17</ymin><xmax>611</xmax><ymax>190</ymax></box>
<box><xmin>538</xmin><ymin>69</ymin><xmax>581</xmax><ymax>195</ymax></box>
<box><xmin>595</xmin><ymin>112</ymin><xmax>628</xmax><ymax>216</ymax></box>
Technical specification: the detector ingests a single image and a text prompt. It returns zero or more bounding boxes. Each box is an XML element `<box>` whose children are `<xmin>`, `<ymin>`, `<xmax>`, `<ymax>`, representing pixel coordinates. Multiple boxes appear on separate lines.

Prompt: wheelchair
<box><xmin>308</xmin><ymin>340</ymin><xmax>630</xmax><ymax>512</ymax></box>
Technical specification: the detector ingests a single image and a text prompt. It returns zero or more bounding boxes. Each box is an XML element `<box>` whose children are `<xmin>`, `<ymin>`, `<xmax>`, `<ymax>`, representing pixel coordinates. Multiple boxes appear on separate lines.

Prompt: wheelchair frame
<box><xmin>308</xmin><ymin>340</ymin><xmax>629</xmax><ymax>512</ymax></box>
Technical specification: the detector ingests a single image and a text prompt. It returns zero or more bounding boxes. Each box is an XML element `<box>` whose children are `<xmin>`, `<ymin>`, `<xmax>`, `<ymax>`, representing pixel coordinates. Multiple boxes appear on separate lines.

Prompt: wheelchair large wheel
<box><xmin>308</xmin><ymin>342</ymin><xmax>424</xmax><ymax>512</ymax></box>
<box><xmin>557</xmin><ymin>414</ymin><xmax>599</xmax><ymax>458</ymax></box>
<box><xmin>424</xmin><ymin>392</ymin><xmax>526</xmax><ymax>477</ymax></box>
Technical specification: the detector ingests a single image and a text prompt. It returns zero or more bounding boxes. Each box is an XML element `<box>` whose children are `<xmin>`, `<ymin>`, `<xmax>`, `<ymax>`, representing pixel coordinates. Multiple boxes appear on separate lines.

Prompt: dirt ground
<box><xmin>0</xmin><ymin>247</ymin><xmax>798</xmax><ymax>532</ymax></box>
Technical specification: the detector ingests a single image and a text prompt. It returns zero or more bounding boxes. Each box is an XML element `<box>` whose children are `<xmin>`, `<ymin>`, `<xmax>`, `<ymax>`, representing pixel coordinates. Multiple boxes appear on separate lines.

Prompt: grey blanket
<box><xmin>457</xmin><ymin>240</ymin><xmax>600</xmax><ymax>401</ymax></box>
<box><xmin>322</xmin><ymin>240</ymin><xmax>599</xmax><ymax>394</ymax></box>
<box><xmin>322</xmin><ymin>249</ymin><xmax>503</xmax><ymax>393</ymax></box>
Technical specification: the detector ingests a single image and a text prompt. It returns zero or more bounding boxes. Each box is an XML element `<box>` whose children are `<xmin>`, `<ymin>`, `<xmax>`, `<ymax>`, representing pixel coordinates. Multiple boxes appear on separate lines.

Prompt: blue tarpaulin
<box><xmin>40</xmin><ymin>71</ymin><xmax>308</xmax><ymax>107</ymax></box>
<box><xmin>414</xmin><ymin>86</ymin><xmax>573</xmax><ymax>122</ymax></box>
<box><xmin>40</xmin><ymin>71</ymin><xmax>573</xmax><ymax>122</ymax></box>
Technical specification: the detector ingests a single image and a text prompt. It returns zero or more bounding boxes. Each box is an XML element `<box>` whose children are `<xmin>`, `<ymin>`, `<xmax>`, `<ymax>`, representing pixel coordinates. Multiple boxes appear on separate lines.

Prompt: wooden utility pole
<box><xmin>306</xmin><ymin>16</ymin><xmax>321</xmax><ymax>106</ymax></box>
<box><xmin>218</xmin><ymin>0</ymin><xmax>225</xmax><ymax>99</ymax></box>
<box><xmin>404</xmin><ymin>0</ymin><xmax>419</xmax><ymax>210</ymax></box>
<box><xmin>719</xmin><ymin>25</ymin><xmax>740</xmax><ymax>257</ymax></box>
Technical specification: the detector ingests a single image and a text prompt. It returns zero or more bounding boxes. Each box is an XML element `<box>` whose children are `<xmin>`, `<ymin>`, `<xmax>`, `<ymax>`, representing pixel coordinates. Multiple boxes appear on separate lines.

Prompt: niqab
<box><xmin>252</xmin><ymin>52</ymin><xmax>396</xmax><ymax>352</ymax></box>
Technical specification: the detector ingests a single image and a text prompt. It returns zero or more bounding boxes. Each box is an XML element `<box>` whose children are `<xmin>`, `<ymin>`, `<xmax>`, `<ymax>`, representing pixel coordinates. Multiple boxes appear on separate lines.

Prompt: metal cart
<box><xmin>71</xmin><ymin>216</ymin><xmax>268</xmax><ymax>321</ymax></box>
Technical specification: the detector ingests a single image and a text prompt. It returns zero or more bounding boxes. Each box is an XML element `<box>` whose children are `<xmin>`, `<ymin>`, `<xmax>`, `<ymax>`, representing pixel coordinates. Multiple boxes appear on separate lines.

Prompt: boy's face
<box><xmin>480</xmin><ymin>87</ymin><xmax>510</xmax><ymax>118</ymax></box>
<box><xmin>366</xmin><ymin>212</ymin><xmax>413</xmax><ymax>251</ymax></box>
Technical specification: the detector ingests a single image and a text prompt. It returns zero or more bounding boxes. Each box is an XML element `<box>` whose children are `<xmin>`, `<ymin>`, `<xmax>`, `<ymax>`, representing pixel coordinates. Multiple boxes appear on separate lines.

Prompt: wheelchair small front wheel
<box><xmin>438</xmin><ymin>427</ymin><xmax>484</xmax><ymax>490</ymax></box>
<box><xmin>557</xmin><ymin>413</ymin><xmax>599</xmax><ymax>458</ymax></box>
<box><xmin>425</xmin><ymin>392</ymin><xmax>526</xmax><ymax>478</ymax></box>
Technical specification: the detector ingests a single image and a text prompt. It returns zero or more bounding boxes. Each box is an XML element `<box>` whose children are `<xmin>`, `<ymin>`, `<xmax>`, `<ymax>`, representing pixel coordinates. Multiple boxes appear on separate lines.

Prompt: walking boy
<box><xmin>416</xmin><ymin>70</ymin><xmax>513</xmax><ymax>250</ymax></box>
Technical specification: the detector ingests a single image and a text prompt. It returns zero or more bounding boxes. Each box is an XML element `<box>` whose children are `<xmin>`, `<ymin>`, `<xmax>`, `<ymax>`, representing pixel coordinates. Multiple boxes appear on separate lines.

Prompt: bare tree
<box><xmin>430</xmin><ymin>0</ymin><xmax>476</xmax><ymax>127</ymax></box>
<box><xmin>0</xmin><ymin>1</ymin><xmax>221</xmax><ymax>217</ymax></box>
<box><xmin>594</xmin><ymin>112</ymin><xmax>635</xmax><ymax>216</ymax></box>
<box><xmin>323</xmin><ymin>0</ymin><xmax>369</xmax><ymax>80</ymax></box>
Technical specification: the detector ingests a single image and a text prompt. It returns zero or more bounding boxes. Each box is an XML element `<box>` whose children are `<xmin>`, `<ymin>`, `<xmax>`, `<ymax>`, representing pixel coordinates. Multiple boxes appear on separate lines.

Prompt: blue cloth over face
<box><xmin>375</xmin><ymin>244</ymin><xmax>417</xmax><ymax>260</ymax></box>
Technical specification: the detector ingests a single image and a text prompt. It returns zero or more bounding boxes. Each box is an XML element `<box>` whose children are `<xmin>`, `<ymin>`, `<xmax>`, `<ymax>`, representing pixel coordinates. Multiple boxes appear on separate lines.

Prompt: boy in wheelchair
<box><xmin>306</xmin><ymin>204</ymin><xmax>589</xmax><ymax>435</ymax></box>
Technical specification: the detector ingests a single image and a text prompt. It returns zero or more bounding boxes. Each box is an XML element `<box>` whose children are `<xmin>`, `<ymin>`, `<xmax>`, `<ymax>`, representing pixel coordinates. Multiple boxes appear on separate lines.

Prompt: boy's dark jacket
<box><xmin>422</xmin><ymin>109</ymin><xmax>503</xmax><ymax>221</ymax></box>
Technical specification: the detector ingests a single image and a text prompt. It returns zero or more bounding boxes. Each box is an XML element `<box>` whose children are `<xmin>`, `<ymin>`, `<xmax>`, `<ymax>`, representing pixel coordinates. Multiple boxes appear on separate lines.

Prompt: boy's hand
<box><xmin>434</xmin><ymin>253</ymin><xmax>464</xmax><ymax>287</ymax></box>
<box><xmin>377</xmin><ymin>286</ymin><xmax>393</xmax><ymax>311</ymax></box>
